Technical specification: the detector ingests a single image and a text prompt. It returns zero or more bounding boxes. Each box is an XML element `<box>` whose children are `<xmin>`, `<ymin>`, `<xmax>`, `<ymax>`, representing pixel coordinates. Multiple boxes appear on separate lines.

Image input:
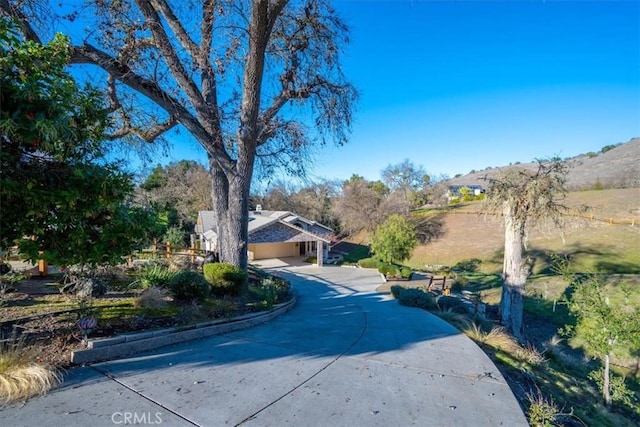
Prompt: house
<box><xmin>195</xmin><ymin>206</ymin><xmax>333</xmax><ymax>265</ymax></box>
<box><xmin>446</xmin><ymin>185</ymin><xmax>485</xmax><ymax>201</ymax></box>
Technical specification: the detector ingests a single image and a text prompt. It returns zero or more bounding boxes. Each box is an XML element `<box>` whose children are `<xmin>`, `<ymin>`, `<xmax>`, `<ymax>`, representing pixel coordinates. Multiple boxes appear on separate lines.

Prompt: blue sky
<box><xmin>148</xmin><ymin>0</ymin><xmax>640</xmax><ymax>183</ymax></box>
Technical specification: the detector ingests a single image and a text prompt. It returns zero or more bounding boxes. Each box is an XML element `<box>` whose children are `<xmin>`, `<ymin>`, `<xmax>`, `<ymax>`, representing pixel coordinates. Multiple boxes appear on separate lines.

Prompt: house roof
<box><xmin>196</xmin><ymin>210</ymin><xmax>333</xmax><ymax>243</ymax></box>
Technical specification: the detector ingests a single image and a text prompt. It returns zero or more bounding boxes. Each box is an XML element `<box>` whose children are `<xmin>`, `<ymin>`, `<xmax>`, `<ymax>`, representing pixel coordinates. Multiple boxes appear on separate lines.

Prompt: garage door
<box><xmin>249</xmin><ymin>242</ymin><xmax>297</xmax><ymax>260</ymax></box>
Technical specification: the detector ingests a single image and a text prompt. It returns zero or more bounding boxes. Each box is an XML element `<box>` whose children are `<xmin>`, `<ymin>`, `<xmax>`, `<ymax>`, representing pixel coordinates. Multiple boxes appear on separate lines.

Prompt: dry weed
<box><xmin>0</xmin><ymin>344</ymin><xmax>62</xmax><ymax>405</ymax></box>
<box><xmin>517</xmin><ymin>342</ymin><xmax>547</xmax><ymax>366</ymax></box>
<box><xmin>464</xmin><ymin>323</ymin><xmax>521</xmax><ymax>352</ymax></box>
<box><xmin>527</xmin><ymin>387</ymin><xmax>562</xmax><ymax>426</ymax></box>
<box><xmin>134</xmin><ymin>286</ymin><xmax>169</xmax><ymax>308</ymax></box>
<box><xmin>436</xmin><ymin>309</ymin><xmax>473</xmax><ymax>330</ymax></box>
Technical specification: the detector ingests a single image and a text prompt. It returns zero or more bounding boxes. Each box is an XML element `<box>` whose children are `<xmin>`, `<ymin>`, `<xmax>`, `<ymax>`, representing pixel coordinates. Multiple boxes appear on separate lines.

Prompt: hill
<box><xmin>408</xmin><ymin>188</ymin><xmax>640</xmax><ymax>273</ymax></box>
<box><xmin>446</xmin><ymin>137</ymin><xmax>640</xmax><ymax>191</ymax></box>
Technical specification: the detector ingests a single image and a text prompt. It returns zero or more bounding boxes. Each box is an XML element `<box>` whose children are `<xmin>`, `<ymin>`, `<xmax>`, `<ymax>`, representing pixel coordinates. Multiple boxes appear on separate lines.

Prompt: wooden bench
<box><xmin>426</xmin><ymin>275</ymin><xmax>448</xmax><ymax>293</ymax></box>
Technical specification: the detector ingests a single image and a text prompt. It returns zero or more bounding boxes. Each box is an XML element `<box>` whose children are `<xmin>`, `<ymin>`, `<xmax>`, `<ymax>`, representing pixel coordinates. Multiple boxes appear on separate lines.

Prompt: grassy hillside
<box><xmin>401</xmin><ymin>188</ymin><xmax>640</xmax><ymax>425</ymax></box>
<box><xmin>408</xmin><ymin>188</ymin><xmax>640</xmax><ymax>274</ymax></box>
<box><xmin>446</xmin><ymin>137</ymin><xmax>640</xmax><ymax>191</ymax></box>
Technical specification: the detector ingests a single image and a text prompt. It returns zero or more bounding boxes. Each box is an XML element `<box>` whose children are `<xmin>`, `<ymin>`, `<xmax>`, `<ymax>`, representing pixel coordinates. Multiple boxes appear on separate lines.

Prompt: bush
<box><xmin>203</xmin><ymin>262</ymin><xmax>247</xmax><ymax>296</ymax></box>
<box><xmin>401</xmin><ymin>266</ymin><xmax>412</xmax><ymax>279</ymax></box>
<box><xmin>378</xmin><ymin>263</ymin><xmax>390</xmax><ymax>276</ymax></box>
<box><xmin>260</xmin><ymin>276</ymin><xmax>292</xmax><ymax>302</ymax></box>
<box><xmin>601</xmin><ymin>144</ymin><xmax>617</xmax><ymax>154</ymax></box>
<box><xmin>390</xmin><ymin>285</ymin><xmax>404</xmax><ymax>299</ymax></box>
<box><xmin>394</xmin><ymin>287</ymin><xmax>437</xmax><ymax>310</ymax></box>
<box><xmin>436</xmin><ymin>295</ymin><xmax>468</xmax><ymax>314</ymax></box>
<box><xmin>135</xmin><ymin>264</ymin><xmax>175</xmax><ymax>289</ymax></box>
<box><xmin>169</xmin><ymin>271</ymin><xmax>210</xmax><ymax>302</ymax></box>
<box><xmin>357</xmin><ymin>257</ymin><xmax>379</xmax><ymax>269</ymax></box>
<box><xmin>452</xmin><ymin>258</ymin><xmax>482</xmax><ymax>273</ymax></box>
<box><xmin>450</xmin><ymin>276</ymin><xmax>468</xmax><ymax>293</ymax></box>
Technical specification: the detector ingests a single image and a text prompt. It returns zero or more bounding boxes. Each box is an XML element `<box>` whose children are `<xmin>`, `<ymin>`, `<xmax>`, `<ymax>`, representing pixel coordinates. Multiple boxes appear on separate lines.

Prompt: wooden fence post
<box><xmin>190</xmin><ymin>234</ymin><xmax>196</xmax><ymax>264</ymax></box>
<box><xmin>38</xmin><ymin>259</ymin><xmax>48</xmax><ymax>277</ymax></box>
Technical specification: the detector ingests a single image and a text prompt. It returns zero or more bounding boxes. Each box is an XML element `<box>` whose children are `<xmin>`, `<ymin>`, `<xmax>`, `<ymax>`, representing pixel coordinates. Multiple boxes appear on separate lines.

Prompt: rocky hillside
<box><xmin>446</xmin><ymin>137</ymin><xmax>640</xmax><ymax>190</ymax></box>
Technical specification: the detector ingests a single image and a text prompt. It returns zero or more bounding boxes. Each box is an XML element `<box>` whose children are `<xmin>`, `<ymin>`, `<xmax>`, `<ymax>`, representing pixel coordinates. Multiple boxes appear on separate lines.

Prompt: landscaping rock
<box><xmin>0</xmin><ymin>262</ymin><xmax>11</xmax><ymax>275</ymax></box>
<box><xmin>60</xmin><ymin>277</ymin><xmax>107</xmax><ymax>298</ymax></box>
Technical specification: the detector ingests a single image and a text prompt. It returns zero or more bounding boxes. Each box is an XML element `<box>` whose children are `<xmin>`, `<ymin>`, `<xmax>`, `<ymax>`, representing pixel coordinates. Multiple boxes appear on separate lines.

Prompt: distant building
<box><xmin>447</xmin><ymin>185</ymin><xmax>485</xmax><ymax>201</ymax></box>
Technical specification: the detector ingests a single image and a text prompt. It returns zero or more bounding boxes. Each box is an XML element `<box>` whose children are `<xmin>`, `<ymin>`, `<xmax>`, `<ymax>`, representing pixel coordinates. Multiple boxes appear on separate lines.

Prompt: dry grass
<box><xmin>0</xmin><ymin>343</ymin><xmax>62</xmax><ymax>405</ymax></box>
<box><xmin>463</xmin><ymin>323</ymin><xmax>521</xmax><ymax>353</ymax></box>
<box><xmin>408</xmin><ymin>188</ymin><xmax>640</xmax><ymax>273</ymax></box>
<box><xmin>134</xmin><ymin>286</ymin><xmax>169</xmax><ymax>308</ymax></box>
<box><xmin>434</xmin><ymin>309</ymin><xmax>473</xmax><ymax>330</ymax></box>
<box><xmin>517</xmin><ymin>342</ymin><xmax>547</xmax><ymax>366</ymax></box>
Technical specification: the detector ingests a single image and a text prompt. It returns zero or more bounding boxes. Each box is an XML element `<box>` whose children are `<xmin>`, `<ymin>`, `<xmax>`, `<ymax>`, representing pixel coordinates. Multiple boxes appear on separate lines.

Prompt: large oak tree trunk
<box><xmin>501</xmin><ymin>205</ymin><xmax>528</xmax><ymax>341</ymax></box>
<box><xmin>209</xmin><ymin>145</ymin><xmax>255</xmax><ymax>274</ymax></box>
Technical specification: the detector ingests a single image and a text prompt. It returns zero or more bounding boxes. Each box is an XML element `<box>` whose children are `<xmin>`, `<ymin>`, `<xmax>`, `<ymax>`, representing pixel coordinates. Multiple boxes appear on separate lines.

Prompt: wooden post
<box><xmin>166</xmin><ymin>242</ymin><xmax>171</xmax><ymax>259</ymax></box>
<box><xmin>190</xmin><ymin>234</ymin><xmax>196</xmax><ymax>264</ymax></box>
<box><xmin>38</xmin><ymin>259</ymin><xmax>48</xmax><ymax>277</ymax></box>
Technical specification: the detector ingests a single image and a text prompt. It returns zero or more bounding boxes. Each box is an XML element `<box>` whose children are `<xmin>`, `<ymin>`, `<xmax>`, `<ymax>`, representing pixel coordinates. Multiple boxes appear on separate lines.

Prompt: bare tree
<box><xmin>381</xmin><ymin>158</ymin><xmax>427</xmax><ymax>209</ymax></box>
<box><xmin>289</xmin><ymin>180</ymin><xmax>340</xmax><ymax>229</ymax></box>
<box><xmin>484</xmin><ymin>159</ymin><xmax>568</xmax><ymax>340</ymax></box>
<box><xmin>1</xmin><ymin>0</ymin><xmax>356</xmax><ymax>271</ymax></box>
<box><xmin>332</xmin><ymin>175</ymin><xmax>406</xmax><ymax>236</ymax></box>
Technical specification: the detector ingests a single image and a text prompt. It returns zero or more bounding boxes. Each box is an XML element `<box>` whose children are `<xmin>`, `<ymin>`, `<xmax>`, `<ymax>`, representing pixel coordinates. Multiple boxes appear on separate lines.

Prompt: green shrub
<box><xmin>169</xmin><ymin>271</ymin><xmax>210</xmax><ymax>302</ymax></box>
<box><xmin>592</xmin><ymin>178</ymin><xmax>604</xmax><ymax>191</ymax></box>
<box><xmin>248</xmin><ymin>284</ymin><xmax>277</xmax><ymax>311</ymax></box>
<box><xmin>378</xmin><ymin>263</ymin><xmax>390</xmax><ymax>276</ymax></box>
<box><xmin>388</xmin><ymin>266</ymin><xmax>401</xmax><ymax>278</ymax></box>
<box><xmin>395</xmin><ymin>287</ymin><xmax>437</xmax><ymax>310</ymax></box>
<box><xmin>260</xmin><ymin>276</ymin><xmax>292</xmax><ymax>302</ymax></box>
<box><xmin>452</xmin><ymin>258</ymin><xmax>482</xmax><ymax>273</ymax></box>
<box><xmin>163</xmin><ymin>226</ymin><xmax>186</xmax><ymax>247</ymax></box>
<box><xmin>135</xmin><ymin>264</ymin><xmax>175</xmax><ymax>289</ymax></box>
<box><xmin>450</xmin><ymin>276</ymin><xmax>468</xmax><ymax>293</ymax></box>
<box><xmin>601</xmin><ymin>144</ymin><xmax>617</xmax><ymax>153</ymax></box>
<box><xmin>358</xmin><ymin>257</ymin><xmax>379</xmax><ymax>269</ymax></box>
<box><xmin>390</xmin><ymin>285</ymin><xmax>404</xmax><ymax>299</ymax></box>
<box><xmin>436</xmin><ymin>295</ymin><xmax>468</xmax><ymax>314</ymax></box>
<box><xmin>401</xmin><ymin>266</ymin><xmax>412</xmax><ymax>279</ymax></box>
<box><xmin>203</xmin><ymin>262</ymin><xmax>247</xmax><ymax>296</ymax></box>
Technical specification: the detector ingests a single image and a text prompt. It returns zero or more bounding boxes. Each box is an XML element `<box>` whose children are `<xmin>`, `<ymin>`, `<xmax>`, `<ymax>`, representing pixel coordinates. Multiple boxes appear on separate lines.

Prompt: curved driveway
<box><xmin>1</xmin><ymin>265</ymin><xmax>527</xmax><ymax>426</ymax></box>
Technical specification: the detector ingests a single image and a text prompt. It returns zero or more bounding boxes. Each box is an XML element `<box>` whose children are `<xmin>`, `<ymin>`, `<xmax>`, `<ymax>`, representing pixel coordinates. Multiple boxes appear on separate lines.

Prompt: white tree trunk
<box><xmin>604</xmin><ymin>353</ymin><xmax>612</xmax><ymax>410</ymax></box>
<box><xmin>501</xmin><ymin>205</ymin><xmax>528</xmax><ymax>341</ymax></box>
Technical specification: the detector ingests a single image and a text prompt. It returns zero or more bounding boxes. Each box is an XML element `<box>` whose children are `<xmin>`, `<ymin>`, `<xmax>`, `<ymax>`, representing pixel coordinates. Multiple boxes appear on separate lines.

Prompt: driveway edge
<box><xmin>71</xmin><ymin>298</ymin><xmax>297</xmax><ymax>365</ymax></box>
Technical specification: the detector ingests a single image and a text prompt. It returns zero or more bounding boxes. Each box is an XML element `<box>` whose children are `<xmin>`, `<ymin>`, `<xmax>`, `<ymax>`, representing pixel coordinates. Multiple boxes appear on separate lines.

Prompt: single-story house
<box><xmin>446</xmin><ymin>185</ymin><xmax>485</xmax><ymax>200</ymax></box>
<box><xmin>195</xmin><ymin>206</ymin><xmax>333</xmax><ymax>265</ymax></box>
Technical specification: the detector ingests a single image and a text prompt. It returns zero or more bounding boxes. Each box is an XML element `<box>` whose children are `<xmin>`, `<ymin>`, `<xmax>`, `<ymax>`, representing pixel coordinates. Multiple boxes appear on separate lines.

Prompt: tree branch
<box><xmin>0</xmin><ymin>0</ymin><xmax>41</xmax><ymax>43</ymax></box>
<box><xmin>149</xmin><ymin>0</ymin><xmax>200</xmax><ymax>60</ymax></box>
<box><xmin>135</xmin><ymin>0</ymin><xmax>207</xmax><ymax>116</ymax></box>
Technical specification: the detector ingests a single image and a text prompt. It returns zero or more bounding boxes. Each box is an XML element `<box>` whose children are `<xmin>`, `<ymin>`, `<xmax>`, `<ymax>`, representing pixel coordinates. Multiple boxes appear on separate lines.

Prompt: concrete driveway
<box><xmin>1</xmin><ymin>266</ymin><xmax>527</xmax><ymax>426</ymax></box>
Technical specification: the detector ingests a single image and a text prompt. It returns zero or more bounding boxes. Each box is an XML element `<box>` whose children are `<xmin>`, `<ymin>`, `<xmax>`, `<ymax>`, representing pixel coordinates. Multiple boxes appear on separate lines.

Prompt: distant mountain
<box><xmin>446</xmin><ymin>137</ymin><xmax>640</xmax><ymax>190</ymax></box>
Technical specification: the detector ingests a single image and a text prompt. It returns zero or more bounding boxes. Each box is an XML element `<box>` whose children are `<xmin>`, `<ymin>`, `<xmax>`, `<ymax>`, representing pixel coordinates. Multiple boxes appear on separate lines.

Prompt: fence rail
<box><xmin>135</xmin><ymin>242</ymin><xmax>209</xmax><ymax>264</ymax></box>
